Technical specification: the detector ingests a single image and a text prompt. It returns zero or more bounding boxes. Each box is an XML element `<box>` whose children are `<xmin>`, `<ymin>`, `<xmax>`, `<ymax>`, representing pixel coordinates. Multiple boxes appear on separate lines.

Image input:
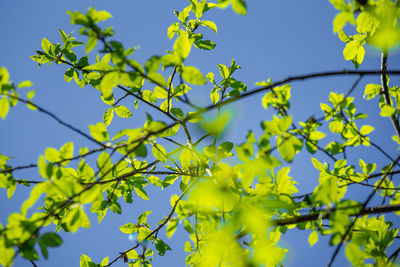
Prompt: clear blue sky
<box><xmin>1</xmin><ymin>0</ymin><xmax>400</xmax><ymax>266</ymax></box>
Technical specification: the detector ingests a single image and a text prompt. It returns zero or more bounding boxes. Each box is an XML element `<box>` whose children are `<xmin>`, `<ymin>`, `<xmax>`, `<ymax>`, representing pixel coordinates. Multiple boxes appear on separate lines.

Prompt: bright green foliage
<box><xmin>1</xmin><ymin>1</ymin><xmax>400</xmax><ymax>267</ymax></box>
<box><xmin>331</xmin><ymin>0</ymin><xmax>400</xmax><ymax>68</ymax></box>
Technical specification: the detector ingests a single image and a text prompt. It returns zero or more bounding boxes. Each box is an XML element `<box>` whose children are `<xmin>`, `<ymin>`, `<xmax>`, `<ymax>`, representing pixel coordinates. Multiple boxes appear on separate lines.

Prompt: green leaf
<box><xmin>166</xmin><ymin>218</ymin><xmax>178</xmax><ymax>238</ymax></box>
<box><xmin>201</xmin><ymin>20</ymin><xmax>217</xmax><ymax>33</ymax></box>
<box><xmin>41</xmin><ymin>37</ymin><xmax>52</xmax><ymax>54</ymax></box>
<box><xmin>83</xmin><ymin>62</ymin><xmax>114</xmax><ymax>72</ymax></box>
<box><xmin>80</xmin><ymin>254</ymin><xmax>94</xmax><ymax>267</ymax></box>
<box><xmin>200</xmin><ymin>110</ymin><xmax>232</xmax><ymax>136</ymax></box>
<box><xmin>38</xmin><ymin>155</ymin><xmax>53</xmax><ymax>179</ymax></box>
<box><xmin>109</xmin><ymin>202</ymin><xmax>122</xmax><ymax>214</ymax></box>
<box><xmin>329</xmin><ymin>120</ymin><xmax>343</xmax><ymax>133</ymax></box>
<box><xmin>232</xmin><ymin>0</ymin><xmax>247</xmax><ymax>15</ymax></box>
<box><xmin>59</xmin><ymin>29</ymin><xmax>68</xmax><ymax>43</ymax></box>
<box><xmin>180</xmin><ymin>148</ymin><xmax>192</xmax><ymax>169</ymax></box>
<box><xmin>360</xmin><ymin>125</ymin><xmax>374</xmax><ymax>135</ymax></box>
<box><xmin>154</xmin><ymin>86</ymin><xmax>168</xmax><ymax>99</ymax></box>
<box><xmin>100</xmin><ymin>71</ymin><xmax>119</xmax><ymax>99</ymax></box>
<box><xmin>145</xmin><ymin>56</ymin><xmax>160</xmax><ymax>74</ymax></box>
<box><xmin>138</xmin><ymin>211</ymin><xmax>152</xmax><ymax>224</ymax></box>
<box><xmin>380</xmin><ymin>105</ymin><xmax>395</xmax><ymax>117</ymax></box>
<box><xmin>338</xmin><ymin>30</ymin><xmax>351</xmax><ymax>42</ymax></box>
<box><xmin>218</xmin><ymin>64</ymin><xmax>230</xmax><ymax>79</ymax></box>
<box><xmin>147</xmin><ymin>72</ymin><xmax>168</xmax><ymax>87</ymax></box>
<box><xmin>155</xmin><ymin>239</ymin><xmax>172</xmax><ymax>256</ymax></box>
<box><xmin>67</xmin><ymin>10</ymin><xmax>89</xmax><ymax>25</ymax></box>
<box><xmin>59</xmin><ymin>142</ymin><xmax>74</xmax><ymax>163</ymax></box>
<box><xmin>174</xmin><ymin>35</ymin><xmax>191</xmax><ymax>60</ymax></box>
<box><xmin>167</xmin><ymin>23</ymin><xmax>180</xmax><ymax>39</ymax></box>
<box><xmin>0</xmin><ymin>98</ymin><xmax>10</xmax><ymax>119</ymax></box>
<box><xmin>181</xmin><ymin>66</ymin><xmax>207</xmax><ymax>85</ymax></box>
<box><xmin>26</xmin><ymin>90</ymin><xmax>35</xmax><ymax>99</ymax></box>
<box><xmin>92</xmin><ymin>10</ymin><xmax>112</xmax><ymax>23</ymax></box>
<box><xmin>333</xmin><ymin>11</ymin><xmax>355</xmax><ymax>32</ymax></box>
<box><xmin>134</xmin><ymin>187</ymin><xmax>149</xmax><ymax>200</ymax></box>
<box><xmin>100</xmin><ymin>257</ymin><xmax>109</xmax><ymax>266</ymax></box>
<box><xmin>126</xmin><ymin>250</ymin><xmax>138</xmax><ymax>260</ymax></box>
<box><xmin>345</xmin><ymin>243</ymin><xmax>365</xmax><ymax>266</ymax></box>
<box><xmin>89</xmin><ymin>122</ymin><xmax>109</xmax><ymax>142</ymax></box>
<box><xmin>343</xmin><ymin>41</ymin><xmax>358</xmax><ymax>60</ymax></box>
<box><xmin>195</xmin><ymin>40</ymin><xmax>216</xmax><ymax>50</ymax></box>
<box><xmin>308</xmin><ymin>231</ymin><xmax>318</xmax><ymax>247</ymax></box>
<box><xmin>311</xmin><ymin>158</ymin><xmax>325</xmax><ymax>172</ymax></box>
<box><xmin>86</xmin><ymin>36</ymin><xmax>97</xmax><ymax>53</ymax></box>
<box><xmin>40</xmin><ymin>233</ymin><xmax>63</xmax><ymax>247</ymax></box>
<box><xmin>115</xmin><ymin>105</ymin><xmax>132</xmax><ymax>118</ymax></box>
<box><xmin>204</xmin><ymin>145</ymin><xmax>216</xmax><ymax>158</ymax></box>
<box><xmin>120</xmin><ymin>223</ymin><xmax>136</xmax><ymax>234</ymax></box>
<box><xmin>363</xmin><ymin>83</ymin><xmax>381</xmax><ymax>100</ymax></box>
<box><xmin>277</xmin><ymin>134</ymin><xmax>303</xmax><ymax>162</ymax></box>
<box><xmin>152</xmin><ymin>144</ymin><xmax>168</xmax><ymax>163</ymax></box>
<box><xmin>17</xmin><ymin>81</ymin><xmax>33</xmax><ymax>88</ymax></box>
<box><xmin>195</xmin><ymin>0</ymin><xmax>206</xmax><ymax>18</ymax></box>
<box><xmin>161</xmin><ymin>53</ymin><xmax>181</xmax><ymax>67</ymax></box>
<box><xmin>171</xmin><ymin>107</ymin><xmax>184</xmax><ymax>118</ymax></box>
<box><xmin>21</xmin><ymin>182</ymin><xmax>47</xmax><ymax>215</ymax></box>
<box><xmin>45</xmin><ymin>147</ymin><xmax>61</xmax><ymax>163</ymax></box>
<box><xmin>210</xmin><ymin>87</ymin><xmax>220</xmax><ymax>104</ymax></box>
<box><xmin>142</xmin><ymin>90</ymin><xmax>157</xmax><ymax>103</ymax></box>
<box><xmin>103</xmin><ymin>107</ymin><xmax>114</xmax><ymax>126</ymax></box>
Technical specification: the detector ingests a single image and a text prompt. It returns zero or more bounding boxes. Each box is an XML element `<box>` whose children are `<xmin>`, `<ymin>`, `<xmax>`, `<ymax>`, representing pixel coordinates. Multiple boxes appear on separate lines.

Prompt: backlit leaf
<box><xmin>181</xmin><ymin>66</ymin><xmax>207</xmax><ymax>85</ymax></box>
<box><xmin>115</xmin><ymin>105</ymin><xmax>132</xmax><ymax>118</ymax></box>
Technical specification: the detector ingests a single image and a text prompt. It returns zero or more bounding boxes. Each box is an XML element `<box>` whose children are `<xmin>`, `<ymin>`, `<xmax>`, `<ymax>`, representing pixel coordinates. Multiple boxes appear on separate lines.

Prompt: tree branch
<box><xmin>271</xmin><ymin>203</ymin><xmax>400</xmax><ymax>226</ymax></box>
<box><xmin>198</xmin><ymin>70</ymin><xmax>400</xmax><ymax>115</ymax></box>
<box><xmin>381</xmin><ymin>51</ymin><xmax>400</xmax><ymax>138</ymax></box>
<box><xmin>0</xmin><ymin>144</ymin><xmax>116</xmax><ymax>174</ymax></box>
<box><xmin>0</xmin><ymin>93</ymin><xmax>107</xmax><ymax>148</ymax></box>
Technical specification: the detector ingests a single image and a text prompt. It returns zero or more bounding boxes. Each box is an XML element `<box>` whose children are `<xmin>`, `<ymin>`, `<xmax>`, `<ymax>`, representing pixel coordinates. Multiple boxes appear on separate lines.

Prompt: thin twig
<box><xmin>344</xmin><ymin>75</ymin><xmax>363</xmax><ymax>98</ymax></box>
<box><xmin>327</xmin><ymin>154</ymin><xmax>400</xmax><ymax>267</ymax></box>
<box><xmin>106</xmin><ymin>177</ymin><xmax>201</xmax><ymax>266</ymax></box>
<box><xmin>0</xmin><ymin>93</ymin><xmax>106</xmax><ymax>148</ymax></box>
<box><xmin>0</xmin><ymin>145</ymin><xmax>116</xmax><ymax>174</ymax></box>
<box><xmin>198</xmin><ymin>70</ymin><xmax>400</xmax><ymax>115</ymax></box>
<box><xmin>272</xmin><ymin>203</ymin><xmax>400</xmax><ymax>226</ymax></box>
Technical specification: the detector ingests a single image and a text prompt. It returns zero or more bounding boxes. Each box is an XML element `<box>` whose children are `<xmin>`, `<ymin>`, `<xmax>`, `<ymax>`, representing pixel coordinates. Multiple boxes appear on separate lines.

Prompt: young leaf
<box><xmin>40</xmin><ymin>233</ymin><xmax>63</xmax><ymax>247</ymax></box>
<box><xmin>0</xmin><ymin>99</ymin><xmax>10</xmax><ymax>119</ymax></box>
<box><xmin>120</xmin><ymin>223</ymin><xmax>136</xmax><ymax>234</ymax></box>
<box><xmin>17</xmin><ymin>81</ymin><xmax>33</xmax><ymax>88</ymax></box>
<box><xmin>174</xmin><ymin>35</ymin><xmax>191</xmax><ymax>60</ymax></box>
<box><xmin>41</xmin><ymin>37</ymin><xmax>52</xmax><ymax>54</ymax></box>
<box><xmin>201</xmin><ymin>20</ymin><xmax>217</xmax><ymax>33</ymax></box>
<box><xmin>103</xmin><ymin>107</ymin><xmax>114</xmax><ymax>126</ymax></box>
<box><xmin>308</xmin><ymin>231</ymin><xmax>318</xmax><ymax>247</ymax></box>
<box><xmin>100</xmin><ymin>71</ymin><xmax>119</xmax><ymax>99</ymax></box>
<box><xmin>155</xmin><ymin>239</ymin><xmax>172</xmax><ymax>256</ymax></box>
<box><xmin>152</xmin><ymin>144</ymin><xmax>168</xmax><ymax>163</ymax></box>
<box><xmin>232</xmin><ymin>0</ymin><xmax>247</xmax><ymax>15</ymax></box>
<box><xmin>115</xmin><ymin>105</ymin><xmax>132</xmax><ymax>118</ymax></box>
<box><xmin>89</xmin><ymin>122</ymin><xmax>109</xmax><ymax>142</ymax></box>
<box><xmin>181</xmin><ymin>66</ymin><xmax>207</xmax><ymax>85</ymax></box>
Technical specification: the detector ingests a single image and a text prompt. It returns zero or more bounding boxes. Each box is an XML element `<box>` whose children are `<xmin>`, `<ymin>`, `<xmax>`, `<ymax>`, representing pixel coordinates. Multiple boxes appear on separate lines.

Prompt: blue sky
<box><xmin>1</xmin><ymin>0</ymin><xmax>400</xmax><ymax>266</ymax></box>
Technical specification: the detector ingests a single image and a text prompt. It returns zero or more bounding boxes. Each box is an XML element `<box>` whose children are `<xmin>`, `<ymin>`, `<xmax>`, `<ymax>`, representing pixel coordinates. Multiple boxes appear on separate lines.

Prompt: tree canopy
<box><xmin>1</xmin><ymin>0</ymin><xmax>400</xmax><ymax>266</ymax></box>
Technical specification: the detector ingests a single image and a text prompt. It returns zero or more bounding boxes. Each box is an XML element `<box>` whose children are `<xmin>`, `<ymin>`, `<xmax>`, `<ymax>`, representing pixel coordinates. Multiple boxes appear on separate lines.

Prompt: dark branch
<box><xmin>199</xmin><ymin>70</ymin><xmax>400</xmax><ymax>115</ymax></box>
<box><xmin>0</xmin><ymin>93</ymin><xmax>106</xmax><ymax>148</ymax></box>
<box><xmin>271</xmin><ymin>203</ymin><xmax>400</xmax><ymax>226</ymax></box>
<box><xmin>381</xmin><ymin>51</ymin><xmax>400</xmax><ymax>138</ymax></box>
